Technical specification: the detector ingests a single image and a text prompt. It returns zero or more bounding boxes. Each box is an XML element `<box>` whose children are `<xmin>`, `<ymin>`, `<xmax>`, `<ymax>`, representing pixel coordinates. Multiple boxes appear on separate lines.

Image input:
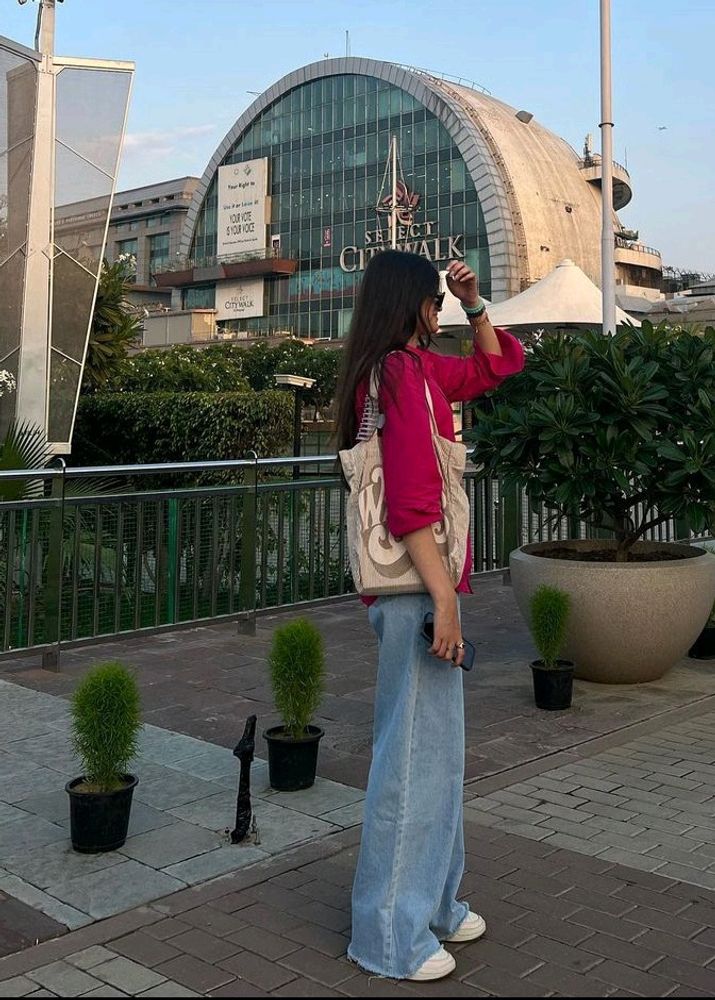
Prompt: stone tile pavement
<box><xmin>1</xmin><ymin>820</ymin><xmax>715</xmax><ymax>997</ymax></box>
<box><xmin>0</xmin><ymin>681</ymin><xmax>363</xmax><ymax>937</ymax></box>
<box><xmin>2</xmin><ymin>577</ymin><xmax>714</xmax><ymax>789</ymax></box>
<box><xmin>465</xmin><ymin>711</ymin><xmax>715</xmax><ymax>891</ymax></box>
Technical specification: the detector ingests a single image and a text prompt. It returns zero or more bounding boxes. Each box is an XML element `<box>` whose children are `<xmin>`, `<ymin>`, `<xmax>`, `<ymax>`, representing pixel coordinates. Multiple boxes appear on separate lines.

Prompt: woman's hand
<box><xmin>400</xmin><ymin>526</ymin><xmax>464</xmax><ymax>669</ymax></box>
<box><xmin>431</xmin><ymin>590</ymin><xmax>465</xmax><ymax>669</ymax></box>
<box><xmin>445</xmin><ymin>260</ymin><xmax>479</xmax><ymax>308</ymax></box>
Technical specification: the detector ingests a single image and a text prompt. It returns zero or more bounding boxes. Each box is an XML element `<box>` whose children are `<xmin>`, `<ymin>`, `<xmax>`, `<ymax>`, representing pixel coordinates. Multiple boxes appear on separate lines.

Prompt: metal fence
<box><xmin>0</xmin><ymin>456</ymin><xmax>688</xmax><ymax>659</ymax></box>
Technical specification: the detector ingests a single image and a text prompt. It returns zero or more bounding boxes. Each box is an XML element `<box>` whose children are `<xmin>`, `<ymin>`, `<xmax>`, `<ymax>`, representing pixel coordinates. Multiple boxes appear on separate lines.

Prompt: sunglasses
<box><xmin>433</xmin><ymin>292</ymin><xmax>445</xmax><ymax>311</ymax></box>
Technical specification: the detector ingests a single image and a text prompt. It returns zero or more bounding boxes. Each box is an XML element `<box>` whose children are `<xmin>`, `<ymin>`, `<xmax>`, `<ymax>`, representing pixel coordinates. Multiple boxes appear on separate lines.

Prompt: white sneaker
<box><xmin>444</xmin><ymin>910</ymin><xmax>487</xmax><ymax>943</ymax></box>
<box><xmin>407</xmin><ymin>946</ymin><xmax>456</xmax><ymax>981</ymax></box>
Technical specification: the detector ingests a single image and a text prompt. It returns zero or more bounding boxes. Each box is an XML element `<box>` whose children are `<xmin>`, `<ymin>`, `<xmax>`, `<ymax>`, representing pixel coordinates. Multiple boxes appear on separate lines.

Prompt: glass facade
<box><xmin>148</xmin><ymin>231</ymin><xmax>170</xmax><ymax>282</ymax></box>
<box><xmin>190</xmin><ymin>73</ymin><xmax>491</xmax><ymax>339</ymax></box>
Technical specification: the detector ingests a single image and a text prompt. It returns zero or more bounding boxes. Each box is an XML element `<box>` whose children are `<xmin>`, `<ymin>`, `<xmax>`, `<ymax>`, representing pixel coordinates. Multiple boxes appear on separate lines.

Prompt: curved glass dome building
<box><xmin>158</xmin><ymin>57</ymin><xmax>660</xmax><ymax>339</ymax></box>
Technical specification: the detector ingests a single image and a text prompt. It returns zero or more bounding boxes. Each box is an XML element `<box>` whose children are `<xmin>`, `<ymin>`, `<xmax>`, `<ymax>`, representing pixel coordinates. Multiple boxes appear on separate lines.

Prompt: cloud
<box><xmin>122</xmin><ymin>124</ymin><xmax>218</xmax><ymax>157</ymax></box>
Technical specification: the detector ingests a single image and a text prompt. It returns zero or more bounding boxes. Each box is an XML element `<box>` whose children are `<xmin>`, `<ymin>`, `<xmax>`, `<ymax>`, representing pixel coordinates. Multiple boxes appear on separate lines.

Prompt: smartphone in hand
<box><xmin>420</xmin><ymin>613</ymin><xmax>475</xmax><ymax>671</ymax></box>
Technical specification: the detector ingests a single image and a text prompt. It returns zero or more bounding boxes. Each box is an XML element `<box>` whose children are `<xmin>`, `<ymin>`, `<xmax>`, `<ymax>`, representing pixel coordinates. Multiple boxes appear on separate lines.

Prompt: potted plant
<box><xmin>66</xmin><ymin>662</ymin><xmax>142</xmax><ymax>853</ymax></box>
<box><xmin>689</xmin><ymin>541</ymin><xmax>715</xmax><ymax>659</ymax></box>
<box><xmin>468</xmin><ymin>322</ymin><xmax>715</xmax><ymax>683</ymax></box>
<box><xmin>529</xmin><ymin>585</ymin><xmax>574</xmax><ymax>710</ymax></box>
<box><xmin>264</xmin><ymin>618</ymin><xmax>325</xmax><ymax>791</ymax></box>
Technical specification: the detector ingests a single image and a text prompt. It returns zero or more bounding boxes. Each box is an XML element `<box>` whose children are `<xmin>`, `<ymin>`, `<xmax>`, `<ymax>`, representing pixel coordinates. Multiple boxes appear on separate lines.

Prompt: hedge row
<box><xmin>74</xmin><ymin>390</ymin><xmax>294</xmax><ymax>467</ymax></box>
<box><xmin>105</xmin><ymin>341</ymin><xmax>342</xmax><ymax>410</ymax></box>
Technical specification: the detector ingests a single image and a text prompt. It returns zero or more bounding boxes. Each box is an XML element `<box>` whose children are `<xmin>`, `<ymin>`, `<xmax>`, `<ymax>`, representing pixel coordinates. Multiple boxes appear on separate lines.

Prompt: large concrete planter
<box><xmin>510</xmin><ymin>540</ymin><xmax>715</xmax><ymax>684</ymax></box>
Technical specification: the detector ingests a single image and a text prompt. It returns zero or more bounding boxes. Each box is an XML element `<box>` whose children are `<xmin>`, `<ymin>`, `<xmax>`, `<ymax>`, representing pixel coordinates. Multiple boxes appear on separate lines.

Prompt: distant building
<box><xmin>54</xmin><ymin>176</ymin><xmax>200</xmax><ymax>312</ymax></box>
<box><xmin>146</xmin><ymin>57</ymin><xmax>664</xmax><ymax>341</ymax></box>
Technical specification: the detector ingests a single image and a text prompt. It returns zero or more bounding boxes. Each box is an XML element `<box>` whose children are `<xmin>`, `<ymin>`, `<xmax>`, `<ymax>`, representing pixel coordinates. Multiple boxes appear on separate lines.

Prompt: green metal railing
<box><xmin>0</xmin><ymin>456</ymin><xmax>688</xmax><ymax>659</ymax></box>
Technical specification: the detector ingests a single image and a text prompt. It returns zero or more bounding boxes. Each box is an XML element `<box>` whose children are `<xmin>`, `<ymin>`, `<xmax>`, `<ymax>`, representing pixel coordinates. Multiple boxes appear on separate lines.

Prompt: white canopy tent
<box><xmin>485</xmin><ymin>258</ymin><xmax>639</xmax><ymax>330</ymax></box>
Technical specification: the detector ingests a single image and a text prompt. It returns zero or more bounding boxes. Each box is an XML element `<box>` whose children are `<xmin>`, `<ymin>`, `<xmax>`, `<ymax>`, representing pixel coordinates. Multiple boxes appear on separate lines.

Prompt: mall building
<box><xmin>57</xmin><ymin>57</ymin><xmax>666</xmax><ymax>343</ymax></box>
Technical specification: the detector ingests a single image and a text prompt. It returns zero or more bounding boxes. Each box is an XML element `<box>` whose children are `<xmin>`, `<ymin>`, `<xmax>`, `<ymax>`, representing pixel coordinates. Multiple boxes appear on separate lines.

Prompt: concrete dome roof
<box><xmin>182</xmin><ymin>58</ymin><xmax>624</xmax><ymax>304</ymax></box>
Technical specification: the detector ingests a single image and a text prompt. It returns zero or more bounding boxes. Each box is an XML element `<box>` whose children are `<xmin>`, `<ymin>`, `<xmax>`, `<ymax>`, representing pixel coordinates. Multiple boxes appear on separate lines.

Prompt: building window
<box><xmin>148</xmin><ymin>232</ymin><xmax>171</xmax><ymax>282</ymax></box>
<box><xmin>189</xmin><ymin>73</ymin><xmax>490</xmax><ymax>339</ymax></box>
<box><xmin>182</xmin><ymin>285</ymin><xmax>215</xmax><ymax>309</ymax></box>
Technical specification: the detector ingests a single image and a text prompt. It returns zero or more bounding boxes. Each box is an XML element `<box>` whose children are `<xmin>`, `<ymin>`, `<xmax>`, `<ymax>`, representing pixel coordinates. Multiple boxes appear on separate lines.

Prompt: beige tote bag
<box><xmin>339</xmin><ymin>372</ymin><xmax>470</xmax><ymax>596</ymax></box>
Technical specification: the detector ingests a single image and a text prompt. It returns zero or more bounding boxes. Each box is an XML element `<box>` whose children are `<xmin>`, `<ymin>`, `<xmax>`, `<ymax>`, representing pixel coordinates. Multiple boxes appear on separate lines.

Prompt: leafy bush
<box><xmin>467</xmin><ymin>323</ymin><xmax>715</xmax><ymax>560</ymax></box>
<box><xmin>110</xmin><ymin>344</ymin><xmax>249</xmax><ymax>394</ymax></box>
<box><xmin>529</xmin><ymin>585</ymin><xmax>571</xmax><ymax>668</ymax></box>
<box><xmin>105</xmin><ymin>341</ymin><xmax>341</xmax><ymax>411</ymax></box>
<box><xmin>269</xmin><ymin>618</ymin><xmax>325</xmax><ymax>739</ymax></box>
<box><xmin>73</xmin><ymin>390</ymin><xmax>293</xmax><ymax>465</ymax></box>
<box><xmin>71</xmin><ymin>662</ymin><xmax>142</xmax><ymax>791</ymax></box>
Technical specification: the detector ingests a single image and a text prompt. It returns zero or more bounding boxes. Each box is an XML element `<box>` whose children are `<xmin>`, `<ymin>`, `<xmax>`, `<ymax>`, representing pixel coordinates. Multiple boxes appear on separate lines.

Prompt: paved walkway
<box><xmin>0</xmin><ymin>681</ymin><xmax>363</xmax><ymax>934</ymax></box>
<box><xmin>2</xmin><ymin>578</ymin><xmax>715</xmax><ymax>995</ymax></box>
<box><xmin>3</xmin><ymin>578</ymin><xmax>714</xmax><ymax>788</ymax></box>
<box><xmin>2</xmin><ymin>817</ymin><xmax>715</xmax><ymax>996</ymax></box>
<box><xmin>466</xmin><ymin>712</ymin><xmax>715</xmax><ymax>889</ymax></box>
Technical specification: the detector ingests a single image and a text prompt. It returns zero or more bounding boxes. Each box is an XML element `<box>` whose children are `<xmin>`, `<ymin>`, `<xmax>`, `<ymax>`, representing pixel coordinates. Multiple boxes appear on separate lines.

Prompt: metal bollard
<box><xmin>231</xmin><ymin>715</ymin><xmax>257</xmax><ymax>844</ymax></box>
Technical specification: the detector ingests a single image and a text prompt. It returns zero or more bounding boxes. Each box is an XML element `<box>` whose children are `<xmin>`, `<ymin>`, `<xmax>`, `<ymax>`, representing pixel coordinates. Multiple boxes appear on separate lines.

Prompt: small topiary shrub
<box><xmin>71</xmin><ymin>662</ymin><xmax>142</xmax><ymax>791</ymax></box>
<box><xmin>529</xmin><ymin>585</ymin><xmax>571</xmax><ymax>669</ymax></box>
<box><xmin>269</xmin><ymin>618</ymin><xmax>325</xmax><ymax>739</ymax></box>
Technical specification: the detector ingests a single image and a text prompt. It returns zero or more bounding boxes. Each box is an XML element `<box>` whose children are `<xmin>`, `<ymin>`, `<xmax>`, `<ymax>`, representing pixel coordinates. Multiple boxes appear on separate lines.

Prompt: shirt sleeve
<box><xmin>380</xmin><ymin>353</ymin><xmax>443</xmax><ymax>539</ymax></box>
<box><xmin>428</xmin><ymin>327</ymin><xmax>525</xmax><ymax>403</ymax></box>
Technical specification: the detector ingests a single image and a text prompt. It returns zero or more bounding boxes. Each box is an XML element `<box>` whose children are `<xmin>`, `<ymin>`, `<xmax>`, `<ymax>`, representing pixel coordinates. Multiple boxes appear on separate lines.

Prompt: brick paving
<box><xmin>1</xmin><ymin>821</ymin><xmax>715</xmax><ymax>996</ymax></box>
<box><xmin>465</xmin><ymin>712</ymin><xmax>715</xmax><ymax>890</ymax></box>
<box><xmin>2</xmin><ymin>577</ymin><xmax>713</xmax><ymax>789</ymax></box>
<box><xmin>2</xmin><ymin>578</ymin><xmax>715</xmax><ymax>994</ymax></box>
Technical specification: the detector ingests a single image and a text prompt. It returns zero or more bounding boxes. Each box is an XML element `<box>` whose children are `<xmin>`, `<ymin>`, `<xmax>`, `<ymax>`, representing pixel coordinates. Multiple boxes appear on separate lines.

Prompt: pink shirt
<box><xmin>354</xmin><ymin>328</ymin><xmax>525</xmax><ymax>604</ymax></box>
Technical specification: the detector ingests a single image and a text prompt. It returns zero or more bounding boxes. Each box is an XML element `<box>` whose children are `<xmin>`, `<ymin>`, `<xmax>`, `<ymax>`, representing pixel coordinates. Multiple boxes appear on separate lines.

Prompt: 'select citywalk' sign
<box><xmin>339</xmin><ymin>180</ymin><xmax>465</xmax><ymax>272</ymax></box>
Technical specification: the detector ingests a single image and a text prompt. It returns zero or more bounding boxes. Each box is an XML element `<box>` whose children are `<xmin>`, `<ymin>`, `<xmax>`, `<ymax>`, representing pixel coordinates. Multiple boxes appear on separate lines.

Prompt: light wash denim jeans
<box><xmin>348</xmin><ymin>592</ymin><xmax>468</xmax><ymax>979</ymax></box>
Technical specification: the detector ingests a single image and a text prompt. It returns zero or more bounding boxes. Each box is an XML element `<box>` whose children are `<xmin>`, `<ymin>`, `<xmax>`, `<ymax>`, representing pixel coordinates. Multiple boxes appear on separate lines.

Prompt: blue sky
<box><xmin>4</xmin><ymin>0</ymin><xmax>714</xmax><ymax>272</ymax></box>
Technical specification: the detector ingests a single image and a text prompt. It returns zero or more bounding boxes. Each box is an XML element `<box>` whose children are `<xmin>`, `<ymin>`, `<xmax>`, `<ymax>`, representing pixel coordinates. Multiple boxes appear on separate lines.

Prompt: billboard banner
<box><xmin>217</xmin><ymin>158</ymin><xmax>268</xmax><ymax>258</ymax></box>
<box><xmin>215</xmin><ymin>278</ymin><xmax>265</xmax><ymax>320</ymax></box>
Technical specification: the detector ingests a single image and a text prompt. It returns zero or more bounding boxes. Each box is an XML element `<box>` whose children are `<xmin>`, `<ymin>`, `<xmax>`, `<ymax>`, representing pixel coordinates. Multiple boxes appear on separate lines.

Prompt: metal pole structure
<box><xmin>599</xmin><ymin>0</ymin><xmax>617</xmax><ymax>336</ymax></box>
<box><xmin>292</xmin><ymin>389</ymin><xmax>302</xmax><ymax>482</ymax></box>
<box><xmin>15</xmin><ymin>0</ymin><xmax>57</xmax><ymax>439</ymax></box>
<box><xmin>291</xmin><ymin>389</ymin><xmax>301</xmax><ymax>602</ymax></box>
<box><xmin>390</xmin><ymin>135</ymin><xmax>397</xmax><ymax>249</ymax></box>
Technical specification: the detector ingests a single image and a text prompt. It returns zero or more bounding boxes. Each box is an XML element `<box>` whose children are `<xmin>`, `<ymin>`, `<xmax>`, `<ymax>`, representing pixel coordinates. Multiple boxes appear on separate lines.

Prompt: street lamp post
<box><xmin>273</xmin><ymin>374</ymin><xmax>317</xmax><ymax>479</ymax></box>
<box><xmin>600</xmin><ymin>0</ymin><xmax>617</xmax><ymax>336</ymax></box>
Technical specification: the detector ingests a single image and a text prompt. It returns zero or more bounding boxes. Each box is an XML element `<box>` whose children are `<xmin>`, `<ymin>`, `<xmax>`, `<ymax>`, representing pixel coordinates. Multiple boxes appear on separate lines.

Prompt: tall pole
<box><xmin>390</xmin><ymin>136</ymin><xmax>397</xmax><ymax>249</ymax></box>
<box><xmin>16</xmin><ymin>0</ymin><xmax>56</xmax><ymax>439</ymax></box>
<box><xmin>599</xmin><ymin>0</ymin><xmax>616</xmax><ymax>335</ymax></box>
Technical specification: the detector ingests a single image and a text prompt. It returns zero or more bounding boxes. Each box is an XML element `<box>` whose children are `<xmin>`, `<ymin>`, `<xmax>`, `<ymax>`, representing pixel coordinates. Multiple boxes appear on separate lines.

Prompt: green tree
<box><xmin>468</xmin><ymin>322</ymin><xmax>715</xmax><ymax>560</ymax></box>
<box><xmin>83</xmin><ymin>257</ymin><xmax>142</xmax><ymax>392</ymax></box>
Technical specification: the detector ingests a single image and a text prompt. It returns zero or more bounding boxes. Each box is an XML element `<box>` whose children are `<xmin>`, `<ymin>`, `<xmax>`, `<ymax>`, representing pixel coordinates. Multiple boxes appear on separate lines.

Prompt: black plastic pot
<box><xmin>66</xmin><ymin>774</ymin><xmax>138</xmax><ymax>853</ymax></box>
<box><xmin>530</xmin><ymin>660</ymin><xmax>574</xmax><ymax>711</ymax></box>
<box><xmin>689</xmin><ymin>625</ymin><xmax>715</xmax><ymax>660</ymax></box>
<box><xmin>264</xmin><ymin>725</ymin><xmax>324</xmax><ymax>791</ymax></box>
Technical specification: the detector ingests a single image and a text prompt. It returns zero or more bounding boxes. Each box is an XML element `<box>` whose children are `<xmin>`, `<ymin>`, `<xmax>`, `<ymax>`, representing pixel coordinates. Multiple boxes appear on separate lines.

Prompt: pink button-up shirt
<box><xmin>355</xmin><ymin>328</ymin><xmax>525</xmax><ymax>604</ymax></box>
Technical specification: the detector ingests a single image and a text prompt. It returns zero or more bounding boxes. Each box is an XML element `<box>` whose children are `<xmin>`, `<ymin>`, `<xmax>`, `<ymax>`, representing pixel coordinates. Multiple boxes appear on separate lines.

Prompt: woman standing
<box><xmin>335</xmin><ymin>250</ymin><xmax>525</xmax><ymax>982</ymax></box>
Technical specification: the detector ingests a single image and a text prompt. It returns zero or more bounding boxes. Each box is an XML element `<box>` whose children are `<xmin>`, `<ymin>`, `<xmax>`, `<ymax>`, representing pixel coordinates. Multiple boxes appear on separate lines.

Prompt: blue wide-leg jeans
<box><xmin>348</xmin><ymin>593</ymin><xmax>468</xmax><ymax>979</ymax></box>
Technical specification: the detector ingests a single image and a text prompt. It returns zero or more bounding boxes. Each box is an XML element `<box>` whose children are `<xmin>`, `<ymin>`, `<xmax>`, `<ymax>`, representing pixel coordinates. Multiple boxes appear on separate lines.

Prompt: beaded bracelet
<box><xmin>462</xmin><ymin>299</ymin><xmax>486</xmax><ymax>318</ymax></box>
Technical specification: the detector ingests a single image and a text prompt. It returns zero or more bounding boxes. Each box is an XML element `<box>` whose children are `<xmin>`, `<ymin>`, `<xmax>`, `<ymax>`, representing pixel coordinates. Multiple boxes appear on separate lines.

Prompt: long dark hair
<box><xmin>335</xmin><ymin>250</ymin><xmax>439</xmax><ymax>451</ymax></box>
